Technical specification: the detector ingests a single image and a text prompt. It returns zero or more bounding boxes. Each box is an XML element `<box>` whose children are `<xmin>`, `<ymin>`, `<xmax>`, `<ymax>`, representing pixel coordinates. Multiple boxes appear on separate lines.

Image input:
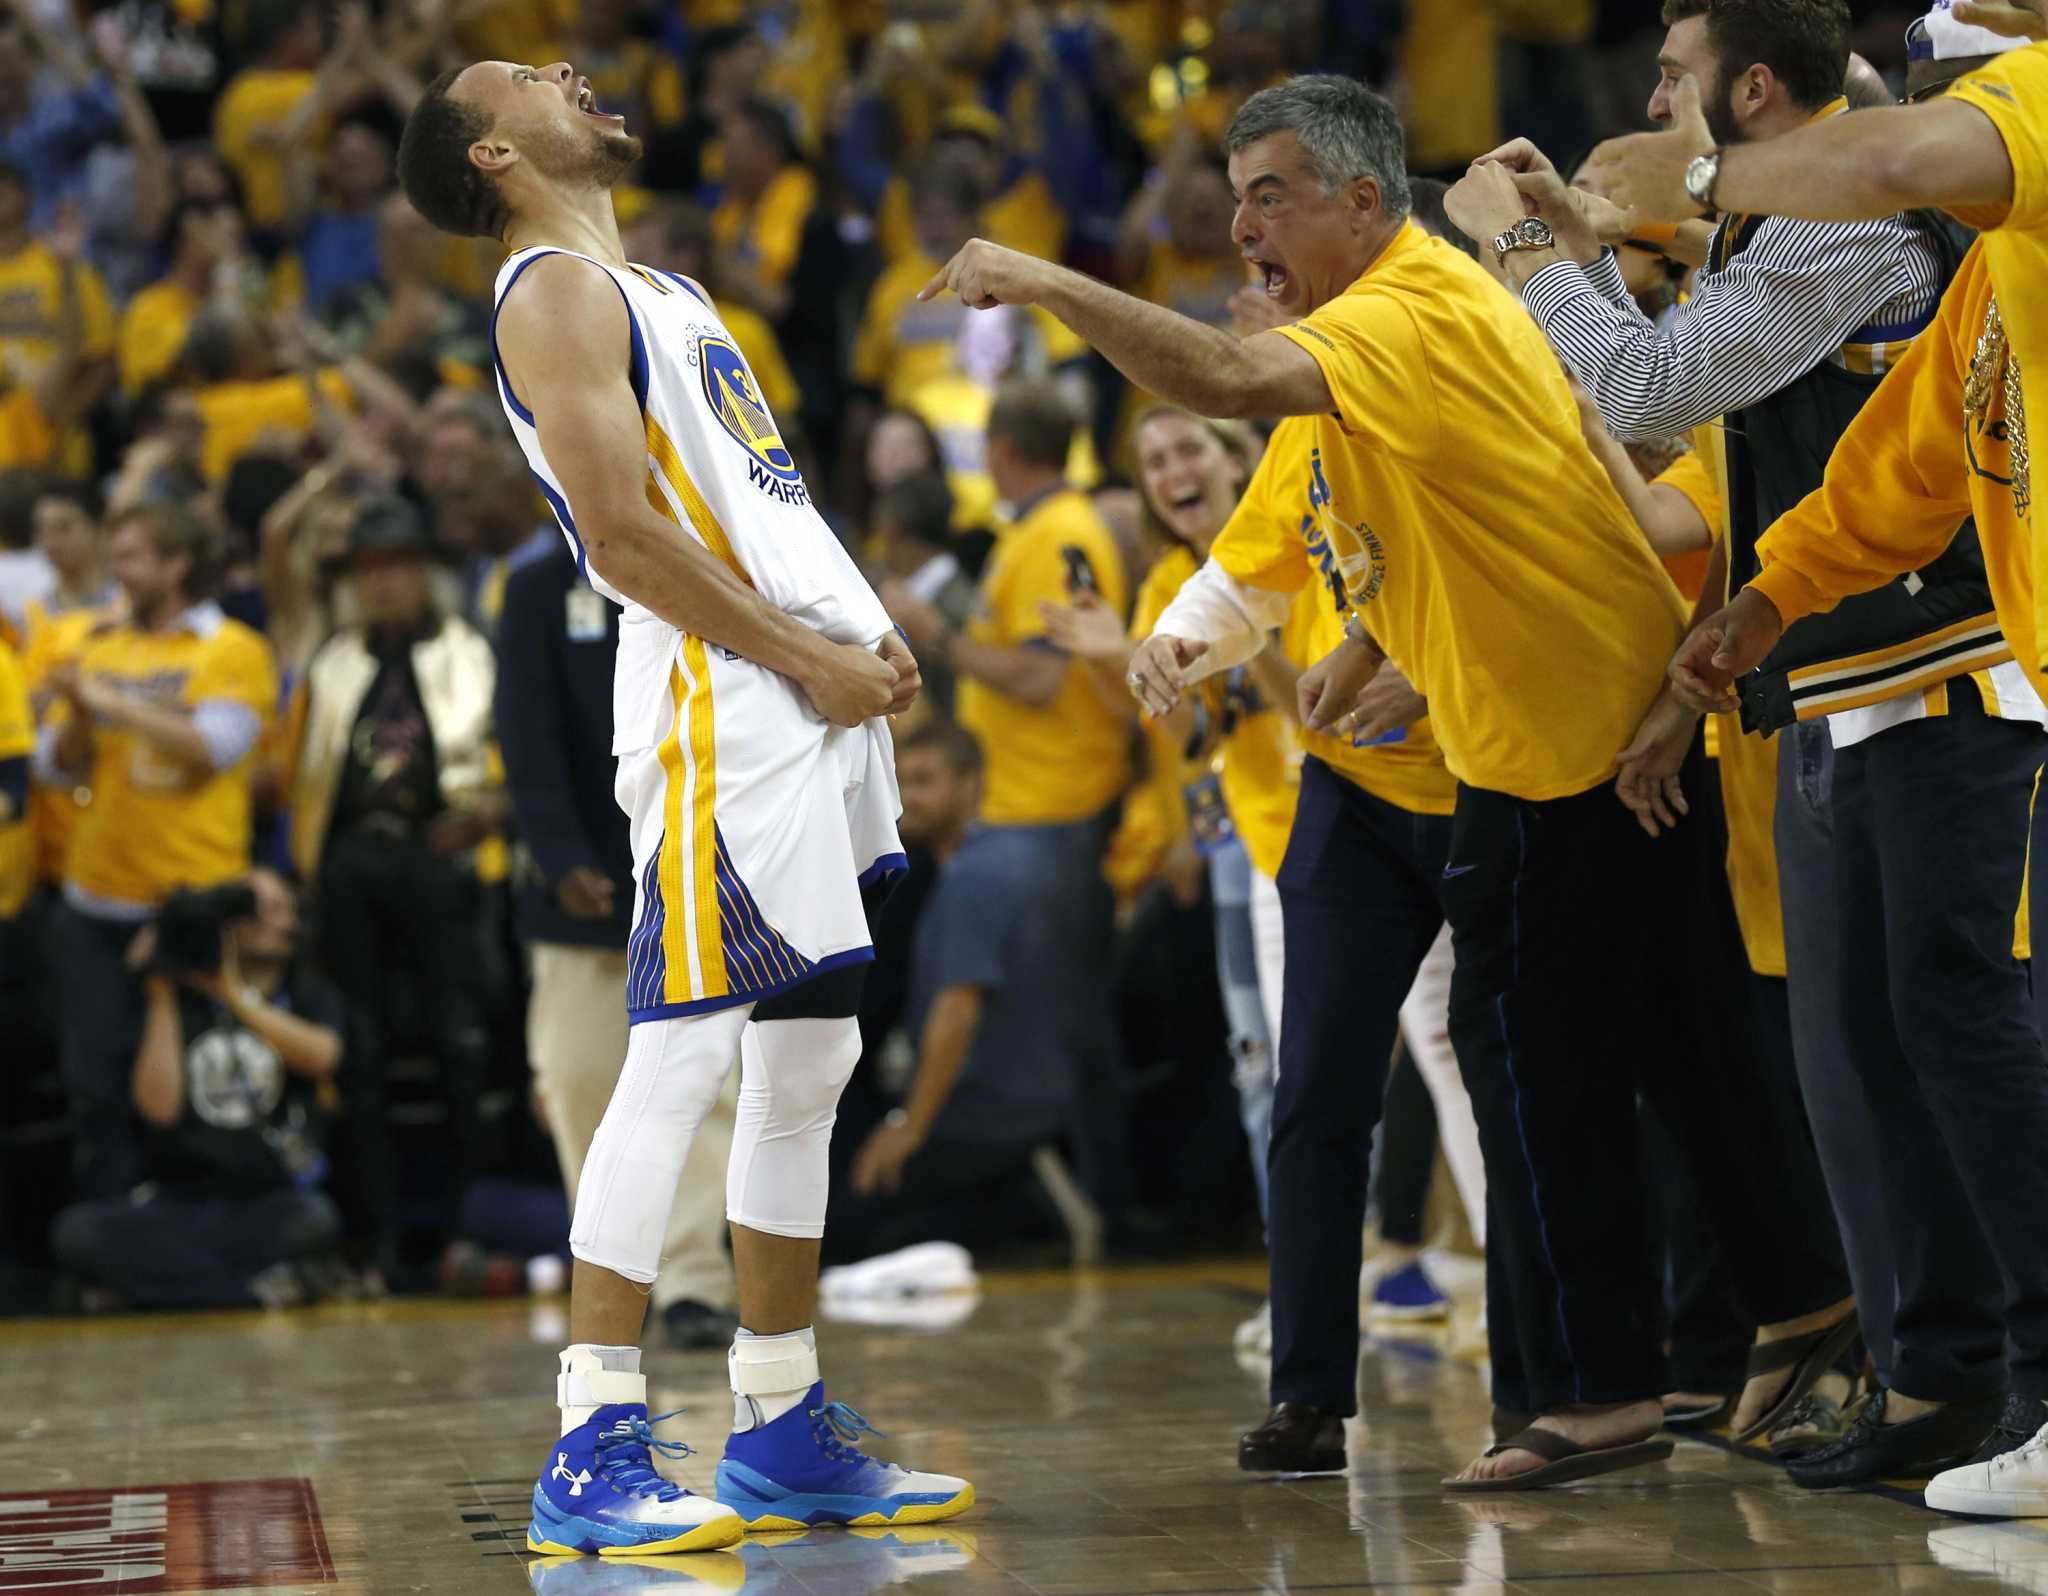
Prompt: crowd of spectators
<box><xmin>0</xmin><ymin>0</ymin><xmax>1932</xmax><ymax>1317</ymax></box>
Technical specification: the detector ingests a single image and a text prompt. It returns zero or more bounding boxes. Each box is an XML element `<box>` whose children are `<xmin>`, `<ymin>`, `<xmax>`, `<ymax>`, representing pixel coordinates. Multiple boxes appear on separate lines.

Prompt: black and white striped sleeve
<box><xmin>1519</xmin><ymin>214</ymin><xmax>1943</xmax><ymax>444</ymax></box>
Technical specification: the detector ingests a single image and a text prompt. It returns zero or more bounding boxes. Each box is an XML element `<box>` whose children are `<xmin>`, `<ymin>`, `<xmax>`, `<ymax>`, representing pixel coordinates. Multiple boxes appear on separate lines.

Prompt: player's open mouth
<box><xmin>577</xmin><ymin>81</ymin><xmax>624</xmax><ymax>123</ymax></box>
<box><xmin>1258</xmin><ymin>261</ymin><xmax>1289</xmax><ymax>297</ymax></box>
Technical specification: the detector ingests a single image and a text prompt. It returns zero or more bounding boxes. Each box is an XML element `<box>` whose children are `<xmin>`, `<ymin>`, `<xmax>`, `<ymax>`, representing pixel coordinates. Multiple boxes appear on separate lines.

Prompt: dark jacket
<box><xmin>1722</xmin><ymin>210</ymin><xmax>2002</xmax><ymax>733</ymax></box>
<box><xmin>495</xmin><ymin>536</ymin><xmax>634</xmax><ymax>950</ymax></box>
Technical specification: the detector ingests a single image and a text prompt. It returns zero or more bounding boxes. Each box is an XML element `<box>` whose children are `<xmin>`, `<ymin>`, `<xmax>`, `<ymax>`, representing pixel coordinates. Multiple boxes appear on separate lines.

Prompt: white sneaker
<box><xmin>1234</xmin><ymin>1299</ymin><xmax>1271</xmax><ymax>1356</ymax></box>
<box><xmin>1926</xmin><ymin>1415</ymin><xmax>2048</xmax><ymax>1518</ymax></box>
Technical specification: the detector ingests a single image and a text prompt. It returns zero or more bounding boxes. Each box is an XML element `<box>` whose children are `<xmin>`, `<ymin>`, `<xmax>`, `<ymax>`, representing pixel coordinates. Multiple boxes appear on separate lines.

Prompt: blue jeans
<box><xmin>1209</xmin><ymin>838</ymin><xmax>1275</xmax><ymax>1223</ymax></box>
<box><xmin>51</xmin><ymin>1188</ymin><xmax>343</xmax><ymax>1309</ymax></box>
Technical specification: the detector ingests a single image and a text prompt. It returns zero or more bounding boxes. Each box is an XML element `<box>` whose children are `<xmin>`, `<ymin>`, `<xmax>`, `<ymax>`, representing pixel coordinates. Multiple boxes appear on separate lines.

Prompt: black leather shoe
<box><xmin>1785</xmin><ymin>1389</ymin><xmax>2003</xmax><ymax>1489</ymax></box>
<box><xmin>1239</xmin><ymin>1403</ymin><xmax>1347</xmax><ymax>1474</ymax></box>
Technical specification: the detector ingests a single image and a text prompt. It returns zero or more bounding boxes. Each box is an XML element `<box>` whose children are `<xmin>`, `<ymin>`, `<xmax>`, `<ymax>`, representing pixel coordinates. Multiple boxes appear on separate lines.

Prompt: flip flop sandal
<box><xmin>1732</xmin><ymin>1313</ymin><xmax>1862</xmax><ymax>1445</ymax></box>
<box><xmin>1442</xmin><ymin>1426</ymin><xmax>1675</xmax><ymax>1492</ymax></box>
<box><xmin>1492</xmin><ymin>1406</ymin><xmax>1535</xmax><ymax>1444</ymax></box>
<box><xmin>1662</xmin><ymin>1395</ymin><xmax>1732</xmax><ymax>1430</ymax></box>
<box><xmin>1767</xmin><ymin>1391</ymin><xmax>1849</xmax><ymax>1459</ymax></box>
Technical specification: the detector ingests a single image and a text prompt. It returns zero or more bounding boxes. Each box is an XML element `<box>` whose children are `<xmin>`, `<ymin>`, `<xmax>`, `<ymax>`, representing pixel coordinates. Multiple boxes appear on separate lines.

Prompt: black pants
<box><xmin>51</xmin><ymin>901</ymin><xmax>150</xmax><ymax>1201</ymax></box>
<box><xmin>1374</xmin><ymin>1041</ymin><xmax>1440</xmax><ymax>1250</ymax></box>
<box><xmin>1448</xmin><ymin>750</ymin><xmax>1848</xmax><ymax>1413</ymax></box>
<box><xmin>1832</xmin><ymin>689</ymin><xmax>2048</xmax><ymax>1403</ymax></box>
<box><xmin>1653</xmin><ymin>971</ymin><xmax>1803</xmax><ymax>1396</ymax></box>
<box><xmin>50</xmin><ymin>1188</ymin><xmax>341</xmax><ymax>1309</ymax></box>
<box><xmin>1268</xmin><ymin>758</ymin><xmax>1450</xmax><ymax>1414</ymax></box>
<box><xmin>315</xmin><ymin>830</ymin><xmax>493</xmax><ymax>1266</ymax></box>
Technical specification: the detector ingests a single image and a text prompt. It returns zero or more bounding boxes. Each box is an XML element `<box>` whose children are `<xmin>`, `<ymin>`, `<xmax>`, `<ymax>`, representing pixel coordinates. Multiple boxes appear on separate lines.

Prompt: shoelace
<box><xmin>1991</xmin><ymin>1419</ymin><xmax>2048</xmax><ymax>1475</ymax></box>
<box><xmin>810</xmin><ymin>1401</ymin><xmax>888</xmax><ymax>1466</ymax></box>
<box><xmin>595</xmin><ymin>1408</ymin><xmax>695</xmax><ymax>1501</ymax></box>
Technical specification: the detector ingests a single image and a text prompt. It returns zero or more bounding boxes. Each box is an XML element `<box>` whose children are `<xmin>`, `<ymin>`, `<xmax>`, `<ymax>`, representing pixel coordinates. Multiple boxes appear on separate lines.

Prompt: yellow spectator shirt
<box><xmin>22</xmin><ymin>600</ymin><xmax>113</xmax><ymax>884</ymax></box>
<box><xmin>1212</xmin><ymin>417</ymin><xmax>1457</xmax><ymax>826</ymax></box>
<box><xmin>195</xmin><ymin>367</ymin><xmax>354</xmax><ymax>482</ymax></box>
<box><xmin>0</xmin><ymin>637</ymin><xmax>32</xmax><ymax>918</ymax></box>
<box><xmin>851</xmin><ymin>248</ymin><xmax>1087</xmax><ymax>410</ymax></box>
<box><xmin>0</xmin><ymin>240</ymin><xmax>116</xmax><ymax>474</ymax></box>
<box><xmin>1270</xmin><ymin>224</ymin><xmax>1687</xmax><ymax>800</ymax></box>
<box><xmin>957</xmin><ymin>487</ymin><xmax>1131</xmax><ymax>825</ymax></box>
<box><xmin>213</xmin><ymin>69</ymin><xmax>320</xmax><ymax>229</ymax></box>
<box><xmin>118</xmin><ymin>279</ymin><xmax>205</xmax><ymax>396</ymax></box>
<box><xmin>1647</xmin><ymin>447</ymin><xmax>1787</xmax><ymax>978</ymax></box>
<box><xmin>1943</xmin><ymin>43</ymin><xmax>2048</xmax><ymax>681</ymax></box>
<box><xmin>63</xmin><ymin>608</ymin><xmax>277</xmax><ymax>908</ymax></box>
<box><xmin>711</xmin><ymin>166</ymin><xmax>817</xmax><ymax>293</ymax></box>
<box><xmin>877</xmin><ymin>171</ymin><xmax>1068</xmax><ymax>267</ymax></box>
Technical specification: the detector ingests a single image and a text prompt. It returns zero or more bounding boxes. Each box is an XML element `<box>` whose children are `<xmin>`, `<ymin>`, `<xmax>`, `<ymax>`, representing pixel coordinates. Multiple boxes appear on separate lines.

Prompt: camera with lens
<box><xmin>152</xmin><ymin>883</ymin><xmax>260</xmax><ymax>976</ymax></box>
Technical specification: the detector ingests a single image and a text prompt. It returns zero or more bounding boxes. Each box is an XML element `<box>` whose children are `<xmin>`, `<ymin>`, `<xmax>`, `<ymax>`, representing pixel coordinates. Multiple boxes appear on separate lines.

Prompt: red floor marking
<box><xmin>0</xmin><ymin>1479</ymin><xmax>334</xmax><ymax>1592</ymax></box>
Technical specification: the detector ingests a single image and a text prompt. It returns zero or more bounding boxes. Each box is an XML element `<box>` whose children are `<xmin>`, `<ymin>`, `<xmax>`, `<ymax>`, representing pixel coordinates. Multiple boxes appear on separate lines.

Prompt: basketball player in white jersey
<box><xmin>397</xmin><ymin>62</ymin><xmax>973</xmax><ymax>1556</ymax></box>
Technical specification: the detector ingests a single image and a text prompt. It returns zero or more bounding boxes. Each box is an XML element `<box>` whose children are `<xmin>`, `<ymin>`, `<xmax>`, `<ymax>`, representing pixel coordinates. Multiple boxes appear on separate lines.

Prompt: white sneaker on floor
<box><xmin>1926</xmin><ymin>1417</ymin><xmax>2048</xmax><ymax>1517</ymax></box>
<box><xmin>1234</xmin><ymin>1299</ymin><xmax>1271</xmax><ymax>1356</ymax></box>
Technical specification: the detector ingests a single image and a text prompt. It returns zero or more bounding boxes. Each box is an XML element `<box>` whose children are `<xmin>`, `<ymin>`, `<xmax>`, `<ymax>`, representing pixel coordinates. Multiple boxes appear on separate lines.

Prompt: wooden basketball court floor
<box><xmin>3</xmin><ymin>1260</ymin><xmax>2043</xmax><ymax>1595</ymax></box>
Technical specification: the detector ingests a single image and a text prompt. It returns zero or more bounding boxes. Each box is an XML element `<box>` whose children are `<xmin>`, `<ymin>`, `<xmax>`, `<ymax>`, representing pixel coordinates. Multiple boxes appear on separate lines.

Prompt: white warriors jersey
<box><xmin>492</xmin><ymin>246</ymin><xmax>903</xmax><ymax>1023</ymax></box>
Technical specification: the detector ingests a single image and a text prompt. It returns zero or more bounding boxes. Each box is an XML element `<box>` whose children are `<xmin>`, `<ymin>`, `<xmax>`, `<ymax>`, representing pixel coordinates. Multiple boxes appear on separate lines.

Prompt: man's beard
<box><xmin>1701</xmin><ymin>68</ymin><xmax>1747</xmax><ymax>147</ymax></box>
<box><xmin>537</xmin><ymin>121</ymin><xmax>645</xmax><ymax>189</ymax></box>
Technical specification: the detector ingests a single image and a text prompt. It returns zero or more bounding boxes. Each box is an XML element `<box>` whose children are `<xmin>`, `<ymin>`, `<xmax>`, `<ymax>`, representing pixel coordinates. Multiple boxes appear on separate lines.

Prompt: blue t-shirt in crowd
<box><xmin>904</xmin><ymin>824</ymin><xmax>1078</xmax><ymax>1146</ymax></box>
<box><xmin>300</xmin><ymin>211</ymin><xmax>382</xmax><ymax>316</ymax></box>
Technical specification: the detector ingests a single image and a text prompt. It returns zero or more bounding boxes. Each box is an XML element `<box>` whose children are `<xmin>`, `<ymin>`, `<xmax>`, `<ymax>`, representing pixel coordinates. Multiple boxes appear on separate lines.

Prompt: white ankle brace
<box><xmin>729</xmin><ymin>1327</ymin><xmax>819</xmax><ymax>1429</ymax></box>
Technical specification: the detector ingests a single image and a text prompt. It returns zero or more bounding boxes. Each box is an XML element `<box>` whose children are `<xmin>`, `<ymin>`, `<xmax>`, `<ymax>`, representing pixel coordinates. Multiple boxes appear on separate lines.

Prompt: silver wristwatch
<box><xmin>1684</xmin><ymin>150</ymin><xmax>1724</xmax><ymax>215</ymax></box>
<box><xmin>1491</xmin><ymin>216</ymin><xmax>1556</xmax><ymax>264</ymax></box>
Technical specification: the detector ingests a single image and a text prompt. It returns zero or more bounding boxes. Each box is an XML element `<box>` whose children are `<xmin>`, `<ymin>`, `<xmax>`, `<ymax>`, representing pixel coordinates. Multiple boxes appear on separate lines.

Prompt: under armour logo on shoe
<box><xmin>552</xmin><ymin>1453</ymin><xmax>594</xmax><ymax>1497</ymax></box>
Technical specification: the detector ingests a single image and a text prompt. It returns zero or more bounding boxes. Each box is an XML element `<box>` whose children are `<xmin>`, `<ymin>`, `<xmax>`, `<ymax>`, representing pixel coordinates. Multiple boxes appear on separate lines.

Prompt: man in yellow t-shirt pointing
<box><xmin>922</xmin><ymin>74</ymin><xmax>1845</xmax><ymax>1492</ymax></box>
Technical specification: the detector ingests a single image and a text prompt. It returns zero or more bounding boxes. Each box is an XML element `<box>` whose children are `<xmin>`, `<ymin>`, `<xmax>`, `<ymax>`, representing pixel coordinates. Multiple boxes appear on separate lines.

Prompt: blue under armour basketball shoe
<box><xmin>529</xmin><ymin>1405</ymin><xmax>745</xmax><ymax>1555</ymax></box>
<box><xmin>714</xmin><ymin>1384</ymin><xmax>975</xmax><ymax>1530</ymax></box>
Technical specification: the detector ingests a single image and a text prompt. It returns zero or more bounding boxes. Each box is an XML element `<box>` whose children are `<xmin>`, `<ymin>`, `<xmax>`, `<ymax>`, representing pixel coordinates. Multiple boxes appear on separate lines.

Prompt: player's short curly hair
<box><xmin>398</xmin><ymin>68</ymin><xmax>511</xmax><ymax>240</ymax></box>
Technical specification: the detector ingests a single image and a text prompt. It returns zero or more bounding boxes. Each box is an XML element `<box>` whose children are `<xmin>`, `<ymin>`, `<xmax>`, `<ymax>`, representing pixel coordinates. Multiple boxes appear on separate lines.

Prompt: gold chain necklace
<box><xmin>1965</xmin><ymin>295</ymin><xmax>2031</xmax><ymax>521</ymax></box>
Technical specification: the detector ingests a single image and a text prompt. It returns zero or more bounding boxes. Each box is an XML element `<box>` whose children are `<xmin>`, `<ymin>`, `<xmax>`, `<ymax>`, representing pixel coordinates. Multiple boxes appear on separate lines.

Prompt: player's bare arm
<box><xmin>496</xmin><ymin>253</ymin><xmax>904</xmax><ymax>727</ymax></box>
<box><xmin>918</xmin><ymin>240</ymin><xmax>1334</xmax><ymax>421</ymax></box>
<box><xmin>1586</xmin><ymin>74</ymin><xmax>2017</xmax><ymax>228</ymax></box>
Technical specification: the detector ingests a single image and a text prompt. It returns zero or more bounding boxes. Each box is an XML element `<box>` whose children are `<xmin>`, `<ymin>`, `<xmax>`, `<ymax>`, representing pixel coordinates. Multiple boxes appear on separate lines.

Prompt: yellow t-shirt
<box><xmin>0</xmin><ymin>636</ymin><xmax>32</xmax><ymax>918</ymax></box>
<box><xmin>1641</xmin><ymin>444</ymin><xmax>1787</xmax><ymax>976</ymax></box>
<box><xmin>1942</xmin><ymin>43</ymin><xmax>2048</xmax><ymax>678</ymax></box>
<box><xmin>195</xmin><ymin>367</ymin><xmax>354</xmax><ymax>482</ymax></box>
<box><xmin>22</xmin><ymin>601</ymin><xmax>113</xmax><ymax>884</ymax></box>
<box><xmin>877</xmin><ymin>171</ymin><xmax>1069</xmax><ymax>267</ymax></box>
<box><xmin>711</xmin><ymin>166</ymin><xmax>818</xmax><ymax>292</ymax></box>
<box><xmin>1400</xmin><ymin>0</ymin><xmax>1499</xmax><ymax>170</ymax></box>
<box><xmin>0</xmin><ymin>240</ymin><xmax>117</xmax><ymax>474</ymax></box>
<box><xmin>1271</xmin><ymin>224</ymin><xmax>1688</xmax><ymax>800</ymax></box>
<box><xmin>213</xmin><ymin>69</ymin><xmax>320</xmax><ymax>230</ymax></box>
<box><xmin>118</xmin><ymin>279</ymin><xmax>202</xmax><ymax>396</ymax></box>
<box><xmin>0</xmin><ymin>384</ymin><xmax>57</xmax><ymax>472</ymax></box>
<box><xmin>1109</xmin><ymin>546</ymin><xmax>1200</xmax><ymax>894</ymax></box>
<box><xmin>1212</xmin><ymin>417</ymin><xmax>1458</xmax><ymax>821</ymax></box>
<box><xmin>957</xmin><ymin>487</ymin><xmax>1132</xmax><ymax>825</ymax></box>
<box><xmin>63</xmin><ymin>612</ymin><xmax>278</xmax><ymax>908</ymax></box>
<box><xmin>1651</xmin><ymin>448</ymin><xmax>1720</xmax><ymax>601</ymax></box>
<box><xmin>851</xmin><ymin>248</ymin><xmax>1087</xmax><ymax>410</ymax></box>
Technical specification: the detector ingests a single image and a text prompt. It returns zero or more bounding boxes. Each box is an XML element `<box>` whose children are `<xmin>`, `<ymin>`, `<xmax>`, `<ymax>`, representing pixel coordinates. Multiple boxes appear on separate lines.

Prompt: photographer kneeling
<box><xmin>49</xmin><ymin>869</ymin><xmax>349</xmax><ymax>1310</ymax></box>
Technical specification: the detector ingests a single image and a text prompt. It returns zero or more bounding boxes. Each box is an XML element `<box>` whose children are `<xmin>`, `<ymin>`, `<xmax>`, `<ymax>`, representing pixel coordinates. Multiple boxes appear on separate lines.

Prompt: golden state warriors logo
<box><xmin>699</xmin><ymin>336</ymin><xmax>802</xmax><ymax>491</ymax></box>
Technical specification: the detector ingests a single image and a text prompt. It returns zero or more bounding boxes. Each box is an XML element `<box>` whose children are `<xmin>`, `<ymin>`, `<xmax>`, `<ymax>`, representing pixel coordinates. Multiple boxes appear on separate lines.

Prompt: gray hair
<box><xmin>1224</xmin><ymin>75</ymin><xmax>1412</xmax><ymax>220</ymax></box>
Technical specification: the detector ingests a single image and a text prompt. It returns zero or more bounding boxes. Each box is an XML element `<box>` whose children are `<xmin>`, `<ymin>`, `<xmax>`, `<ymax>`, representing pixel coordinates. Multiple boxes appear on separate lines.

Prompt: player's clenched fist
<box><xmin>801</xmin><ymin>641</ymin><xmax>903</xmax><ymax>727</ymax></box>
<box><xmin>917</xmin><ymin>238</ymin><xmax>1053</xmax><ymax>310</ymax></box>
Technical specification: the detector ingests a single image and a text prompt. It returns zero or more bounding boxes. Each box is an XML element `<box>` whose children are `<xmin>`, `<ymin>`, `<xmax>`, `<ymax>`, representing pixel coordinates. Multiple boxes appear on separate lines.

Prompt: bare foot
<box><xmin>1453</xmin><ymin>1398</ymin><xmax>1663</xmax><ymax>1484</ymax></box>
<box><xmin>1729</xmin><ymin>1297</ymin><xmax>1855</xmax><ymax>1435</ymax></box>
<box><xmin>1663</xmin><ymin>1391</ymin><xmax>1725</xmax><ymax>1416</ymax></box>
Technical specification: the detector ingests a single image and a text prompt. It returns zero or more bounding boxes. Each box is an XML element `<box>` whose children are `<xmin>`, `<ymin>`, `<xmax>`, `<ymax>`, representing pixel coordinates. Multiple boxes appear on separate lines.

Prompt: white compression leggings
<box><xmin>568</xmin><ymin>1006</ymin><xmax>862</xmax><ymax>1284</ymax></box>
